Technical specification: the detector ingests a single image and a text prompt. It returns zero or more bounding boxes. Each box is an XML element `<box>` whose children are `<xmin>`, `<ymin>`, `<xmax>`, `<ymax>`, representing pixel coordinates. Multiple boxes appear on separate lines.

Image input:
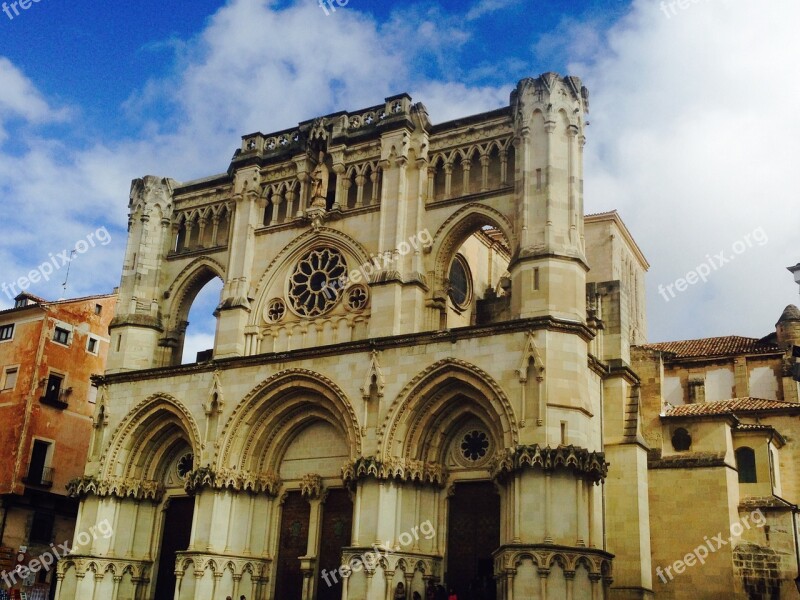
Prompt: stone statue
<box><xmin>309</xmin><ymin>151</ymin><xmax>329</xmax><ymax>208</ymax></box>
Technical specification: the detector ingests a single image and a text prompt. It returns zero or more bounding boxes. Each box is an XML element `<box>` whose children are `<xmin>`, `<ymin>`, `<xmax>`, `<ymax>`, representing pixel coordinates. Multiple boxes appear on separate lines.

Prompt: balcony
<box><xmin>39</xmin><ymin>387</ymin><xmax>70</xmax><ymax>410</ymax></box>
<box><xmin>22</xmin><ymin>465</ymin><xmax>54</xmax><ymax>488</ymax></box>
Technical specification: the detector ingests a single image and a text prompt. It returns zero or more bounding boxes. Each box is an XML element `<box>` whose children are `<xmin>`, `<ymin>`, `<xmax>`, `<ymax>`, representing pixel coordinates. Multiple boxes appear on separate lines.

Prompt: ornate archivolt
<box><xmin>379</xmin><ymin>358</ymin><xmax>519</xmax><ymax>461</ymax></box>
<box><xmin>248</xmin><ymin>226</ymin><xmax>372</xmax><ymax>328</ymax></box>
<box><xmin>216</xmin><ymin>369</ymin><xmax>361</xmax><ymax>471</ymax></box>
<box><xmin>162</xmin><ymin>256</ymin><xmax>226</xmax><ymax>334</ymax></box>
<box><xmin>101</xmin><ymin>393</ymin><xmax>202</xmax><ymax>482</ymax></box>
<box><xmin>428</xmin><ymin>204</ymin><xmax>516</xmax><ymax>297</ymax></box>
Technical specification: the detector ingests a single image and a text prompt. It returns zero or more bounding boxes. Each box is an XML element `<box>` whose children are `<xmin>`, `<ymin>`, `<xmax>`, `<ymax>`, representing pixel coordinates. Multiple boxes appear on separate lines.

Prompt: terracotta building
<box><xmin>0</xmin><ymin>291</ymin><xmax>116</xmax><ymax>597</ymax></box>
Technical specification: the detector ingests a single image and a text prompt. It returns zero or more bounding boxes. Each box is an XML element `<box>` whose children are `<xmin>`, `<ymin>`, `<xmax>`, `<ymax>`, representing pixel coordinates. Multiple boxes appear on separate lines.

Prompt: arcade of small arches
<box><xmin>158</xmin><ymin>208</ymin><xmax>515</xmax><ymax>365</ymax></box>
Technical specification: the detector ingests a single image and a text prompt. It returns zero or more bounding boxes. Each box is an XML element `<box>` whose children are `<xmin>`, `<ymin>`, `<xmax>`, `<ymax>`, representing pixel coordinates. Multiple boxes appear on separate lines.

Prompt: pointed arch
<box><xmin>431</xmin><ymin>203</ymin><xmax>517</xmax><ymax>288</ymax></box>
<box><xmin>102</xmin><ymin>393</ymin><xmax>201</xmax><ymax>481</ymax></box>
<box><xmin>164</xmin><ymin>256</ymin><xmax>226</xmax><ymax>329</ymax></box>
<box><xmin>379</xmin><ymin>358</ymin><xmax>518</xmax><ymax>461</ymax></box>
<box><xmin>248</xmin><ymin>227</ymin><xmax>372</xmax><ymax>327</ymax></box>
<box><xmin>217</xmin><ymin>369</ymin><xmax>361</xmax><ymax>472</ymax></box>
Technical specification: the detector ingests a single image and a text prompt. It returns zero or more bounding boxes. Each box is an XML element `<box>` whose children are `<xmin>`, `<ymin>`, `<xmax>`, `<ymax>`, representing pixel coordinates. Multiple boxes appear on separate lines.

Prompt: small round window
<box><xmin>176</xmin><ymin>452</ymin><xmax>194</xmax><ymax>479</ymax></box>
<box><xmin>461</xmin><ymin>430</ymin><xmax>489</xmax><ymax>461</ymax></box>
<box><xmin>448</xmin><ymin>254</ymin><xmax>472</xmax><ymax>310</ymax></box>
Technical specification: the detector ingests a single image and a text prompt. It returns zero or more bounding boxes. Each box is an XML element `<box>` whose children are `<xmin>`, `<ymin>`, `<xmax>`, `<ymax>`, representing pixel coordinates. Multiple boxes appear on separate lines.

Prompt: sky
<box><xmin>0</xmin><ymin>0</ymin><xmax>797</xmax><ymax>362</ymax></box>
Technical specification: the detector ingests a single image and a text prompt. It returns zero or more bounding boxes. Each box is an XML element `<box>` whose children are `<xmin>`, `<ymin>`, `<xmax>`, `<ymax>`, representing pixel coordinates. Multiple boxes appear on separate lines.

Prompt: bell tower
<box><xmin>509</xmin><ymin>73</ymin><xmax>589</xmax><ymax>322</ymax></box>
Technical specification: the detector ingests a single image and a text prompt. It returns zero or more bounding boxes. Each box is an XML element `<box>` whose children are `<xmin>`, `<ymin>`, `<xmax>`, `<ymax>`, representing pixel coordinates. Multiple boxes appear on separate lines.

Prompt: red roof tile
<box><xmin>664</xmin><ymin>398</ymin><xmax>800</xmax><ymax>417</ymax></box>
<box><xmin>641</xmin><ymin>336</ymin><xmax>779</xmax><ymax>358</ymax></box>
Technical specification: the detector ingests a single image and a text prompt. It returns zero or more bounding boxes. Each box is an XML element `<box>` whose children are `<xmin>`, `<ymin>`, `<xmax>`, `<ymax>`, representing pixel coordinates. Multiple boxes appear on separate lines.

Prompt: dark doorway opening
<box><xmin>446</xmin><ymin>481</ymin><xmax>500</xmax><ymax>600</ymax></box>
<box><xmin>274</xmin><ymin>491</ymin><xmax>311</xmax><ymax>600</ymax></box>
<box><xmin>317</xmin><ymin>489</ymin><xmax>353</xmax><ymax>600</ymax></box>
<box><xmin>153</xmin><ymin>496</ymin><xmax>195</xmax><ymax>600</ymax></box>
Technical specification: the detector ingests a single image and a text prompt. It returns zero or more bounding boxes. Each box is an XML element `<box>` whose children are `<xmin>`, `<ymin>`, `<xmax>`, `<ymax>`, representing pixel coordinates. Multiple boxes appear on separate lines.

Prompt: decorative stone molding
<box><xmin>183</xmin><ymin>467</ymin><xmax>281</xmax><ymax>496</ymax></box>
<box><xmin>67</xmin><ymin>476</ymin><xmax>165</xmax><ymax>502</ymax></box>
<box><xmin>341</xmin><ymin>549</ymin><xmax>440</xmax><ymax>579</ymax></box>
<box><xmin>57</xmin><ymin>555</ymin><xmax>152</xmax><ymax>581</ymax></box>
<box><xmin>493</xmin><ymin>544</ymin><xmax>612</xmax><ymax>583</ymax></box>
<box><xmin>174</xmin><ymin>551</ymin><xmax>271</xmax><ymax>580</ymax></box>
<box><xmin>341</xmin><ymin>457</ymin><xmax>447</xmax><ymax>488</ymax></box>
<box><xmin>490</xmin><ymin>445</ymin><xmax>608</xmax><ymax>484</ymax></box>
<box><xmin>300</xmin><ymin>473</ymin><xmax>323</xmax><ymax>499</ymax></box>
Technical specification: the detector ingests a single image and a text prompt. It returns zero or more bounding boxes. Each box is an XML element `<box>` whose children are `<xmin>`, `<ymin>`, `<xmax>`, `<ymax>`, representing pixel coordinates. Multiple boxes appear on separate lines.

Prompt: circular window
<box><xmin>448</xmin><ymin>254</ymin><xmax>472</xmax><ymax>310</ymax></box>
<box><xmin>176</xmin><ymin>453</ymin><xmax>194</xmax><ymax>479</ymax></box>
<box><xmin>461</xmin><ymin>430</ymin><xmax>490</xmax><ymax>461</ymax></box>
<box><xmin>671</xmin><ymin>428</ymin><xmax>692</xmax><ymax>452</ymax></box>
<box><xmin>345</xmin><ymin>285</ymin><xmax>369</xmax><ymax>312</ymax></box>
<box><xmin>288</xmin><ymin>248</ymin><xmax>348</xmax><ymax>317</ymax></box>
<box><xmin>265</xmin><ymin>298</ymin><xmax>286</xmax><ymax>323</ymax></box>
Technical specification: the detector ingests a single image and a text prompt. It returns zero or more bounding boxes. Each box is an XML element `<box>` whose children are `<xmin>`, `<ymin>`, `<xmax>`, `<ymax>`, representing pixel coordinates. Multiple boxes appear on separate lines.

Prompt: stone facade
<box><xmin>56</xmin><ymin>73</ymin><xmax>658</xmax><ymax>600</ymax></box>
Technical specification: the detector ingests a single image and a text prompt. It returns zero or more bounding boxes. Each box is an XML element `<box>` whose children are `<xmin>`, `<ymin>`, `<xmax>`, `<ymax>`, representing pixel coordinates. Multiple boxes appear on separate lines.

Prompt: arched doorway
<box><xmin>153</xmin><ymin>495</ymin><xmax>195</xmax><ymax>600</ymax></box>
<box><xmin>446</xmin><ymin>481</ymin><xmax>500</xmax><ymax>600</ymax></box>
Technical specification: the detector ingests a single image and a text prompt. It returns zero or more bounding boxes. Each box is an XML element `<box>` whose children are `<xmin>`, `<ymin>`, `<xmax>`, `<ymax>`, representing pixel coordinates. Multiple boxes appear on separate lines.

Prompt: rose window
<box><xmin>345</xmin><ymin>285</ymin><xmax>369</xmax><ymax>312</ymax></box>
<box><xmin>288</xmin><ymin>248</ymin><xmax>347</xmax><ymax>317</ymax></box>
<box><xmin>266</xmin><ymin>298</ymin><xmax>286</xmax><ymax>323</ymax></box>
<box><xmin>461</xmin><ymin>430</ymin><xmax>489</xmax><ymax>461</ymax></box>
<box><xmin>176</xmin><ymin>453</ymin><xmax>194</xmax><ymax>479</ymax></box>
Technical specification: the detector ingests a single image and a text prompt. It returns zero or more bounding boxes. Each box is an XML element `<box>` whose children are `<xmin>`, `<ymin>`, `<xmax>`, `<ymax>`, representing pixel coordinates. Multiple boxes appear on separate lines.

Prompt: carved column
<box><xmin>355</xmin><ymin>174</ymin><xmax>367</xmax><ymax>208</ymax></box>
<box><xmin>481</xmin><ymin>154</ymin><xmax>490</xmax><ymax>191</ymax></box>
<box><xmin>269</xmin><ymin>193</ymin><xmax>282</xmax><ymax>226</ymax></box>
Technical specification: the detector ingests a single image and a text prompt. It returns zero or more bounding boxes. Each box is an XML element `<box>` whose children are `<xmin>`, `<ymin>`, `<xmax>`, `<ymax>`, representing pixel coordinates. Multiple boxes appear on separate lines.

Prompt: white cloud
<box><xmin>466</xmin><ymin>0</ymin><xmax>522</xmax><ymax>21</ymax></box>
<box><xmin>573</xmin><ymin>0</ymin><xmax>800</xmax><ymax>341</ymax></box>
<box><xmin>0</xmin><ymin>0</ymin><xmax>504</xmax><ymax>306</ymax></box>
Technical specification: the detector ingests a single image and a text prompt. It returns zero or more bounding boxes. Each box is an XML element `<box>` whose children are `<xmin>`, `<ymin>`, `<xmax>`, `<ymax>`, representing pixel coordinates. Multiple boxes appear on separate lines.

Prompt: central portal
<box><xmin>317</xmin><ymin>489</ymin><xmax>353</xmax><ymax>600</ymax></box>
<box><xmin>274</xmin><ymin>491</ymin><xmax>311</xmax><ymax>600</ymax></box>
<box><xmin>446</xmin><ymin>481</ymin><xmax>500</xmax><ymax>600</ymax></box>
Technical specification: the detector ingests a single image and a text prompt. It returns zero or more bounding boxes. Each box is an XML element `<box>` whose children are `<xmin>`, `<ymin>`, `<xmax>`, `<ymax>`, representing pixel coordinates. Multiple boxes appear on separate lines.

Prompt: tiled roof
<box><xmin>641</xmin><ymin>336</ymin><xmax>780</xmax><ymax>358</ymax></box>
<box><xmin>664</xmin><ymin>398</ymin><xmax>800</xmax><ymax>417</ymax></box>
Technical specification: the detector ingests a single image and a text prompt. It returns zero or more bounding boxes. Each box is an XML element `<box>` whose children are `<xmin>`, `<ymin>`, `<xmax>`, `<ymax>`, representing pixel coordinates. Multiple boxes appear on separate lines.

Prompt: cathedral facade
<box><xmin>55</xmin><ymin>73</ymin><xmax>656</xmax><ymax>600</ymax></box>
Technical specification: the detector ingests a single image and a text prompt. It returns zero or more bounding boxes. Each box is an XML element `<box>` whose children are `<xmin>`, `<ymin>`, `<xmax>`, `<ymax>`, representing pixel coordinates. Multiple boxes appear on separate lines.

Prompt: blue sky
<box><xmin>0</xmin><ymin>0</ymin><xmax>798</xmax><ymax>360</ymax></box>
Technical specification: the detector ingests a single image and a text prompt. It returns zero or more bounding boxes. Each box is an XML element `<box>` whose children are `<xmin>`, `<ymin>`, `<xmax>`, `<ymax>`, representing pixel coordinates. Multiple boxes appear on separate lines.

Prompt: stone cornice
<box><xmin>183</xmin><ymin>467</ymin><xmax>281</xmax><ymax>496</ymax></box>
<box><xmin>96</xmin><ymin>317</ymin><xmax>595</xmax><ymax>385</ymax></box>
<box><xmin>342</xmin><ymin>457</ymin><xmax>447</xmax><ymax>488</ymax></box>
<box><xmin>490</xmin><ymin>445</ymin><xmax>609</xmax><ymax>483</ymax></box>
<box><xmin>67</xmin><ymin>476</ymin><xmax>165</xmax><ymax>502</ymax></box>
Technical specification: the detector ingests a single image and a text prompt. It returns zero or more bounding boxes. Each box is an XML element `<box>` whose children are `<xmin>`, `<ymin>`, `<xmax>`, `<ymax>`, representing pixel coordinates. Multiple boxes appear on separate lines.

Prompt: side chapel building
<box><xmin>53</xmin><ymin>72</ymin><xmax>800</xmax><ymax>600</ymax></box>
